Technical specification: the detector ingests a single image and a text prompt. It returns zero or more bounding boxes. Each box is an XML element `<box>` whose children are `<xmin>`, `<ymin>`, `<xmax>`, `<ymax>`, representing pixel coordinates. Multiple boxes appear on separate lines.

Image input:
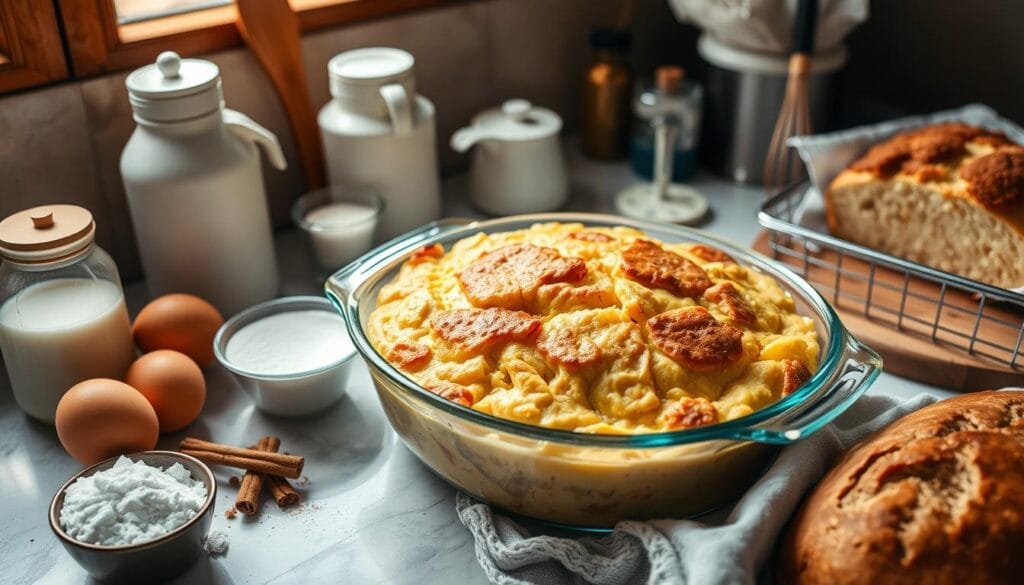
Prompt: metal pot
<box><xmin>699</xmin><ymin>35</ymin><xmax>846</xmax><ymax>185</ymax></box>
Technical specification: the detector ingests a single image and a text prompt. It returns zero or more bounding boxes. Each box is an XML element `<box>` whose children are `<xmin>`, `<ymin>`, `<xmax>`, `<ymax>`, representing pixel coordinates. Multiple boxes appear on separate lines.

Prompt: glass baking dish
<box><xmin>326</xmin><ymin>213</ymin><xmax>881</xmax><ymax>528</ymax></box>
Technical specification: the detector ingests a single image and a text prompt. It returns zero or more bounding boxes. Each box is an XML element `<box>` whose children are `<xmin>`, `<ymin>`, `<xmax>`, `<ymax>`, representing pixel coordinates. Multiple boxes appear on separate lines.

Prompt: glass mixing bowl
<box><xmin>326</xmin><ymin>213</ymin><xmax>881</xmax><ymax>528</ymax></box>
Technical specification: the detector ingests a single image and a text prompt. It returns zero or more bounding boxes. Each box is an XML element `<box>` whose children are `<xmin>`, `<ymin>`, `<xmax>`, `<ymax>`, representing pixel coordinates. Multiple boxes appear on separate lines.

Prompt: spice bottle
<box><xmin>581</xmin><ymin>28</ymin><xmax>633</xmax><ymax>160</ymax></box>
<box><xmin>0</xmin><ymin>205</ymin><xmax>136</xmax><ymax>423</ymax></box>
<box><xmin>121</xmin><ymin>51</ymin><xmax>286</xmax><ymax>316</ymax></box>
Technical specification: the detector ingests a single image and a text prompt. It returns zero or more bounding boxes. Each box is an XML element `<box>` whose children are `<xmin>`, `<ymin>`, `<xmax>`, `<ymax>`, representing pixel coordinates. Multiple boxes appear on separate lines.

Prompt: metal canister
<box><xmin>699</xmin><ymin>35</ymin><xmax>846</xmax><ymax>185</ymax></box>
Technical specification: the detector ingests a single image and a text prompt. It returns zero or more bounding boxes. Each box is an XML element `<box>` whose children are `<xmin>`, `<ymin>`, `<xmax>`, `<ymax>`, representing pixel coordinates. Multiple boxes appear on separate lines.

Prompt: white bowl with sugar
<box><xmin>214</xmin><ymin>296</ymin><xmax>356</xmax><ymax>416</ymax></box>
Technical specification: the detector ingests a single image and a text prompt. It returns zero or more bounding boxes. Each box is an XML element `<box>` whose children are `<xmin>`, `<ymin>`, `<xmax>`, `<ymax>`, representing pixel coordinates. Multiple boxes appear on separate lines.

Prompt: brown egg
<box><xmin>133</xmin><ymin>294</ymin><xmax>224</xmax><ymax>366</ymax></box>
<box><xmin>125</xmin><ymin>350</ymin><xmax>206</xmax><ymax>433</ymax></box>
<box><xmin>55</xmin><ymin>379</ymin><xmax>159</xmax><ymax>465</ymax></box>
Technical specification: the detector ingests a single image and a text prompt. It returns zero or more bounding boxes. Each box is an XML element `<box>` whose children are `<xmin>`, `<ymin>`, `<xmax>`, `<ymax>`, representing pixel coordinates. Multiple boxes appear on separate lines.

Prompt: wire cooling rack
<box><xmin>758</xmin><ymin>183</ymin><xmax>1024</xmax><ymax>369</ymax></box>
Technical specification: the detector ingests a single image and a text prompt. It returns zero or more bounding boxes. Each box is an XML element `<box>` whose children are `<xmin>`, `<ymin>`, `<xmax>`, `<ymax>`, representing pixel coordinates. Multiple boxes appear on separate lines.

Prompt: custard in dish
<box><xmin>367</xmin><ymin>222</ymin><xmax>819</xmax><ymax>434</ymax></box>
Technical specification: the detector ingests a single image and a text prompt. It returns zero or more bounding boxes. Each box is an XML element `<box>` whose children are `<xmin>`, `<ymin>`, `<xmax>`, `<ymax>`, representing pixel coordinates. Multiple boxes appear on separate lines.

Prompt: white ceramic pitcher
<box><xmin>451</xmin><ymin>99</ymin><xmax>568</xmax><ymax>215</ymax></box>
<box><xmin>318</xmin><ymin>48</ymin><xmax>441</xmax><ymax>240</ymax></box>
<box><xmin>121</xmin><ymin>51</ymin><xmax>286</xmax><ymax>316</ymax></box>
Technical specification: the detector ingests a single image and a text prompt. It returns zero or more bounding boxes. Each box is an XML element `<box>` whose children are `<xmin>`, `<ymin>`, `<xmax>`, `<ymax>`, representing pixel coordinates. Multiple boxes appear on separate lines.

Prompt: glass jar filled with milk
<box><xmin>0</xmin><ymin>205</ymin><xmax>136</xmax><ymax>423</ymax></box>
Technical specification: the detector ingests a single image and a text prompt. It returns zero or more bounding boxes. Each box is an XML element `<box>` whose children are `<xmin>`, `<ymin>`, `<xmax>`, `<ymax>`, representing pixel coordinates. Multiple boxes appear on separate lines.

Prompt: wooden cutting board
<box><xmin>752</xmin><ymin>231</ymin><xmax>1024</xmax><ymax>391</ymax></box>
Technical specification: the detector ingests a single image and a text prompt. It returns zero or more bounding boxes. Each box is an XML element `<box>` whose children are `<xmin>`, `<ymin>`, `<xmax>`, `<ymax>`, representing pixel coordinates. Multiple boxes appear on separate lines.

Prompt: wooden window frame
<box><xmin>58</xmin><ymin>0</ymin><xmax>471</xmax><ymax>78</ymax></box>
<box><xmin>0</xmin><ymin>0</ymin><xmax>69</xmax><ymax>92</ymax></box>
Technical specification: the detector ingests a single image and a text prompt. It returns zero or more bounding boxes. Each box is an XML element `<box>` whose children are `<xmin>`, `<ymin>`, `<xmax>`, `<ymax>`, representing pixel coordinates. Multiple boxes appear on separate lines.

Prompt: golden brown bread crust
<box><xmin>645</xmin><ymin>306</ymin><xmax>744</xmax><ymax>372</ymax></box>
<box><xmin>829</xmin><ymin>123</ymin><xmax>1024</xmax><ymax>225</ymax></box>
<box><xmin>778</xmin><ymin>391</ymin><xmax>1024</xmax><ymax>585</ymax></box>
<box><xmin>848</xmin><ymin>123</ymin><xmax>1013</xmax><ymax>179</ymax></box>
<box><xmin>621</xmin><ymin>239</ymin><xmax>713</xmax><ymax>297</ymax></box>
<box><xmin>960</xmin><ymin>149</ymin><xmax>1024</xmax><ymax>211</ymax></box>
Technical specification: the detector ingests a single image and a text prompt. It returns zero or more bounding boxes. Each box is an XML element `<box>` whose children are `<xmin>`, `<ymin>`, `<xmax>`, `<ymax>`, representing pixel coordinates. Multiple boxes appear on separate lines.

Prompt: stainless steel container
<box><xmin>699</xmin><ymin>35</ymin><xmax>846</xmax><ymax>184</ymax></box>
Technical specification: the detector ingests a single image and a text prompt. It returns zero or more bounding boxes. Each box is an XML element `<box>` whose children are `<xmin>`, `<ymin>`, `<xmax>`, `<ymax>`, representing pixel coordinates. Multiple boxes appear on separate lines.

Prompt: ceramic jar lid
<box><xmin>469</xmin><ymin>100</ymin><xmax>562</xmax><ymax>143</ymax></box>
<box><xmin>0</xmin><ymin>205</ymin><xmax>96</xmax><ymax>264</ymax></box>
<box><xmin>126</xmin><ymin>51</ymin><xmax>223</xmax><ymax>122</ymax></box>
<box><xmin>328</xmin><ymin>47</ymin><xmax>415</xmax><ymax>97</ymax></box>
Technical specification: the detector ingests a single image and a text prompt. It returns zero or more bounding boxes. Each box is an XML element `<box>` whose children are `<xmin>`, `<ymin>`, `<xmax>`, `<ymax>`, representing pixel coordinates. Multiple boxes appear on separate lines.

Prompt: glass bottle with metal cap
<box><xmin>0</xmin><ymin>205</ymin><xmax>136</xmax><ymax>423</ymax></box>
<box><xmin>629</xmin><ymin>65</ymin><xmax>703</xmax><ymax>182</ymax></box>
<box><xmin>121</xmin><ymin>51</ymin><xmax>287</xmax><ymax>316</ymax></box>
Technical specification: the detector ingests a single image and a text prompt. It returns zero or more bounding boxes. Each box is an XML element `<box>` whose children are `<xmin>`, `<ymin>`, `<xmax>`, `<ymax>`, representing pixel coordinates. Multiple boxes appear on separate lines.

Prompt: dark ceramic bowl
<box><xmin>49</xmin><ymin>451</ymin><xmax>216</xmax><ymax>584</ymax></box>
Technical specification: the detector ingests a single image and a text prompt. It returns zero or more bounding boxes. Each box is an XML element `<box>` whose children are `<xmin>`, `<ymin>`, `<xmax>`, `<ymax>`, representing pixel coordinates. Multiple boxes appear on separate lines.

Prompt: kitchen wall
<box><xmin>0</xmin><ymin>0</ymin><xmax>692</xmax><ymax>281</ymax></box>
<box><xmin>6</xmin><ymin>0</ymin><xmax>1015</xmax><ymax>284</ymax></box>
<box><xmin>842</xmin><ymin>0</ymin><xmax>1024</xmax><ymax>125</ymax></box>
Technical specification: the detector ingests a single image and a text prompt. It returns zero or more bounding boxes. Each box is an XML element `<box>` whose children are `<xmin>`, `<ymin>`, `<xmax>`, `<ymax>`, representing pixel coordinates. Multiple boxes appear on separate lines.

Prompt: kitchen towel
<box><xmin>457</xmin><ymin>392</ymin><xmax>937</xmax><ymax>585</ymax></box>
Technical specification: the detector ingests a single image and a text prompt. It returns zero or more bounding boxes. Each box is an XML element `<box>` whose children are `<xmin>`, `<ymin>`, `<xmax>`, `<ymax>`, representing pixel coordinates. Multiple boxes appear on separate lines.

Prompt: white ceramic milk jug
<box><xmin>121</xmin><ymin>51</ymin><xmax>286</xmax><ymax>316</ymax></box>
<box><xmin>451</xmin><ymin>99</ymin><xmax>568</xmax><ymax>215</ymax></box>
<box><xmin>319</xmin><ymin>47</ymin><xmax>440</xmax><ymax>240</ymax></box>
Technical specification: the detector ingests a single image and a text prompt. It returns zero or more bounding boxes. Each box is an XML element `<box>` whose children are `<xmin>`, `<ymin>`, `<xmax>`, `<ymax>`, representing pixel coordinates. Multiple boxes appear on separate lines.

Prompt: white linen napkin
<box><xmin>457</xmin><ymin>392</ymin><xmax>937</xmax><ymax>585</ymax></box>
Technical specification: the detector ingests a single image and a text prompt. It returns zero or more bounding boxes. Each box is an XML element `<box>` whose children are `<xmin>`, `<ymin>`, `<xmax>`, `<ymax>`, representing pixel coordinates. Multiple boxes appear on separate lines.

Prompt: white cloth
<box><xmin>457</xmin><ymin>393</ymin><xmax>937</xmax><ymax>585</ymax></box>
<box><xmin>668</xmin><ymin>0</ymin><xmax>868</xmax><ymax>54</ymax></box>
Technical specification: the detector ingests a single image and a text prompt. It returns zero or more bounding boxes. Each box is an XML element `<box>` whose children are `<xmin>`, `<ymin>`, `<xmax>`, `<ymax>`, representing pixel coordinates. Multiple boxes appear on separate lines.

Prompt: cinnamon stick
<box><xmin>180</xmin><ymin>437</ymin><xmax>304</xmax><ymax>471</ymax></box>
<box><xmin>267</xmin><ymin>474</ymin><xmax>302</xmax><ymax>508</ymax></box>
<box><xmin>252</xmin><ymin>435</ymin><xmax>302</xmax><ymax>508</ymax></box>
<box><xmin>235</xmin><ymin>436</ymin><xmax>278</xmax><ymax>515</ymax></box>
<box><xmin>180</xmin><ymin>449</ymin><xmax>302</xmax><ymax>479</ymax></box>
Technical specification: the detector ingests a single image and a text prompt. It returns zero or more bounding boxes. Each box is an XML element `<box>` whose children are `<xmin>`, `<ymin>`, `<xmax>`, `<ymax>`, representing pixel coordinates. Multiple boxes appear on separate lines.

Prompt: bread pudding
<box><xmin>367</xmin><ymin>222</ymin><xmax>819</xmax><ymax>434</ymax></box>
<box><xmin>826</xmin><ymin>123</ymin><xmax>1024</xmax><ymax>288</ymax></box>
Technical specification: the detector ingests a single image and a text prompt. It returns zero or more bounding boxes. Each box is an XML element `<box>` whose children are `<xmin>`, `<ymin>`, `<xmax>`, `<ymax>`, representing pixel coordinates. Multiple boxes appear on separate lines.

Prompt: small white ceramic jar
<box><xmin>451</xmin><ymin>99</ymin><xmax>568</xmax><ymax>215</ymax></box>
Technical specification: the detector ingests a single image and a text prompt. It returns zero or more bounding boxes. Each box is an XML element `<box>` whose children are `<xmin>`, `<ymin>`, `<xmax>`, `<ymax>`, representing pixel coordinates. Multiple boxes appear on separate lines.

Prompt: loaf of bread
<box><xmin>826</xmin><ymin>123</ymin><xmax>1024</xmax><ymax>288</ymax></box>
<box><xmin>778</xmin><ymin>390</ymin><xmax>1024</xmax><ymax>585</ymax></box>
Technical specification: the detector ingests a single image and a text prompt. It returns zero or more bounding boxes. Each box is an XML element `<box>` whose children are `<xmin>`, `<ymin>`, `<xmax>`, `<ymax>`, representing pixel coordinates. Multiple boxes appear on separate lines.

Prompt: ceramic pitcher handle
<box><xmin>223</xmin><ymin>109</ymin><xmax>288</xmax><ymax>170</ymax></box>
<box><xmin>379</xmin><ymin>83</ymin><xmax>413</xmax><ymax>137</ymax></box>
<box><xmin>450</xmin><ymin>127</ymin><xmax>481</xmax><ymax>153</ymax></box>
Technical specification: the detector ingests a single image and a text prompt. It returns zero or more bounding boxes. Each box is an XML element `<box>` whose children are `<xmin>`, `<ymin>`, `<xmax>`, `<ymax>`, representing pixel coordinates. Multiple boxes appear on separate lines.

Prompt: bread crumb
<box><xmin>224</xmin><ymin>508</ymin><xmax>237</xmax><ymax>519</ymax></box>
<box><xmin>228</xmin><ymin>476</ymin><xmax>241</xmax><ymax>488</ymax></box>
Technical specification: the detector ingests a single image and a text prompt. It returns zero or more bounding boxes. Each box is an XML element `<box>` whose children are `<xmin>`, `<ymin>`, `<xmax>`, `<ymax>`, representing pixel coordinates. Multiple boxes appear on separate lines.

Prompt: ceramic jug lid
<box><xmin>328</xmin><ymin>47</ymin><xmax>414</xmax><ymax>96</ymax></box>
<box><xmin>126</xmin><ymin>51</ymin><xmax>223</xmax><ymax>122</ymax></box>
<box><xmin>470</xmin><ymin>100</ymin><xmax>562</xmax><ymax>142</ymax></box>
<box><xmin>0</xmin><ymin>205</ymin><xmax>96</xmax><ymax>264</ymax></box>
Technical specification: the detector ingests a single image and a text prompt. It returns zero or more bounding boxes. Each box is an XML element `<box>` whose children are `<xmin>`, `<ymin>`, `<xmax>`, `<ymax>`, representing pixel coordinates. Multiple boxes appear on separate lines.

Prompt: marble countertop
<box><xmin>0</xmin><ymin>149</ymin><xmax>953</xmax><ymax>585</ymax></box>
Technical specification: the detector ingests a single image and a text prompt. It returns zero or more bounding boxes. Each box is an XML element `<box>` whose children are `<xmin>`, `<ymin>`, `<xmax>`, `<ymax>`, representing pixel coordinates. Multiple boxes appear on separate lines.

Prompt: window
<box><xmin>113</xmin><ymin>0</ymin><xmax>233</xmax><ymax>24</ymax></box>
<box><xmin>0</xmin><ymin>0</ymin><xmax>466</xmax><ymax>93</ymax></box>
<box><xmin>0</xmin><ymin>1</ymin><xmax>68</xmax><ymax>92</ymax></box>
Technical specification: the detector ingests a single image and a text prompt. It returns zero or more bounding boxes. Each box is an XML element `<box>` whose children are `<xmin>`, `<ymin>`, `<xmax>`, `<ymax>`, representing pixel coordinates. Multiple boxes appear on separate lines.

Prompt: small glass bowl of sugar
<box><xmin>214</xmin><ymin>296</ymin><xmax>357</xmax><ymax>417</ymax></box>
<box><xmin>292</xmin><ymin>185</ymin><xmax>383</xmax><ymax>280</ymax></box>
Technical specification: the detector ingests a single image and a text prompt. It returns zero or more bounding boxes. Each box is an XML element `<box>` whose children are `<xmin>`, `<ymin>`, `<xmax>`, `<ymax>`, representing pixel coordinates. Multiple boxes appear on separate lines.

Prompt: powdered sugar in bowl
<box><xmin>214</xmin><ymin>296</ymin><xmax>357</xmax><ymax>416</ymax></box>
<box><xmin>49</xmin><ymin>451</ymin><xmax>216</xmax><ymax>584</ymax></box>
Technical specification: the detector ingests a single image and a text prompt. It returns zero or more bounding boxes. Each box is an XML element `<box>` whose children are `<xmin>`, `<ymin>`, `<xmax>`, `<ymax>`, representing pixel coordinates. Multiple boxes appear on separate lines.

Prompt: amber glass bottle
<box><xmin>581</xmin><ymin>29</ymin><xmax>633</xmax><ymax>160</ymax></box>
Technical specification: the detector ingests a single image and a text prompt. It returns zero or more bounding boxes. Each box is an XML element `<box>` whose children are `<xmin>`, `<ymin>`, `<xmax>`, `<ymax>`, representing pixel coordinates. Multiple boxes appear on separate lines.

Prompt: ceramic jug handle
<box><xmin>379</xmin><ymin>83</ymin><xmax>413</xmax><ymax>137</ymax></box>
<box><xmin>223</xmin><ymin>109</ymin><xmax>288</xmax><ymax>170</ymax></box>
